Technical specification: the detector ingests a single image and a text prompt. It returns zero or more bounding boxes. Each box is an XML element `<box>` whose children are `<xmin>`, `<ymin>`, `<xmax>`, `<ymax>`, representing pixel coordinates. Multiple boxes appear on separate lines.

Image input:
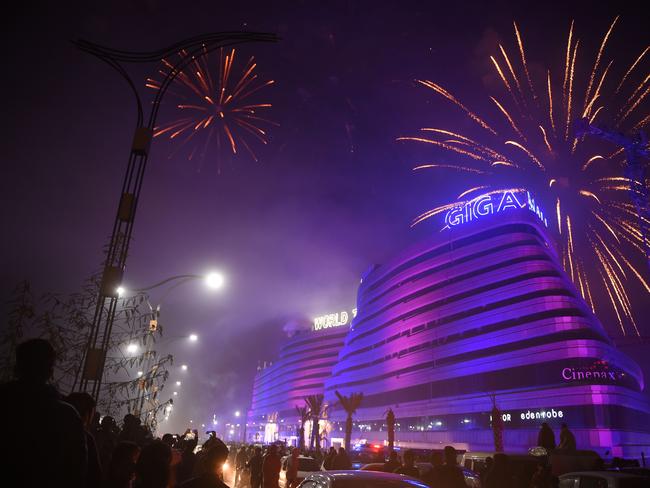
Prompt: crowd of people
<box><xmin>0</xmin><ymin>338</ymin><xmax>233</xmax><ymax>488</ymax></box>
<box><xmin>0</xmin><ymin>338</ymin><xmax>574</xmax><ymax>488</ymax></box>
<box><xmin>537</xmin><ymin>422</ymin><xmax>577</xmax><ymax>452</ymax></box>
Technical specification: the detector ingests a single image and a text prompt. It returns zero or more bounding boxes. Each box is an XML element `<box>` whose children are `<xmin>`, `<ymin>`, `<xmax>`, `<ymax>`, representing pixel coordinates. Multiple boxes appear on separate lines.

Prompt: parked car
<box><xmin>414</xmin><ymin>462</ymin><xmax>481</xmax><ymax>488</ymax></box>
<box><xmin>559</xmin><ymin>471</ymin><xmax>649</xmax><ymax>487</ymax></box>
<box><xmin>297</xmin><ymin>470</ymin><xmax>429</xmax><ymax>488</ymax></box>
<box><xmin>461</xmin><ymin>449</ymin><xmax>602</xmax><ymax>478</ymax></box>
<box><xmin>280</xmin><ymin>455</ymin><xmax>323</xmax><ymax>487</ymax></box>
<box><xmin>358</xmin><ymin>462</ymin><xmax>480</xmax><ymax>487</ymax></box>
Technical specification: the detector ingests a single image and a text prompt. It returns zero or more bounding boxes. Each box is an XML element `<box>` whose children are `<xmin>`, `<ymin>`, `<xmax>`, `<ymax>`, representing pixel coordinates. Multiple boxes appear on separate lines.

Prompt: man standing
<box><xmin>383</xmin><ymin>450</ymin><xmax>401</xmax><ymax>472</ymax></box>
<box><xmin>286</xmin><ymin>447</ymin><xmax>300</xmax><ymax>487</ymax></box>
<box><xmin>558</xmin><ymin>423</ymin><xmax>577</xmax><ymax>451</ymax></box>
<box><xmin>0</xmin><ymin>339</ymin><xmax>88</xmax><ymax>487</ymax></box>
<box><xmin>248</xmin><ymin>447</ymin><xmax>264</xmax><ymax>488</ymax></box>
<box><xmin>262</xmin><ymin>444</ymin><xmax>281</xmax><ymax>488</ymax></box>
<box><xmin>235</xmin><ymin>446</ymin><xmax>249</xmax><ymax>487</ymax></box>
<box><xmin>394</xmin><ymin>450</ymin><xmax>419</xmax><ymax>478</ymax></box>
<box><xmin>333</xmin><ymin>447</ymin><xmax>352</xmax><ymax>470</ymax></box>
<box><xmin>66</xmin><ymin>392</ymin><xmax>103</xmax><ymax>487</ymax></box>
<box><xmin>436</xmin><ymin>446</ymin><xmax>466</xmax><ymax>488</ymax></box>
<box><xmin>323</xmin><ymin>447</ymin><xmax>336</xmax><ymax>470</ymax></box>
<box><xmin>179</xmin><ymin>439</ymin><xmax>230</xmax><ymax>488</ymax></box>
<box><xmin>537</xmin><ymin>422</ymin><xmax>556</xmax><ymax>452</ymax></box>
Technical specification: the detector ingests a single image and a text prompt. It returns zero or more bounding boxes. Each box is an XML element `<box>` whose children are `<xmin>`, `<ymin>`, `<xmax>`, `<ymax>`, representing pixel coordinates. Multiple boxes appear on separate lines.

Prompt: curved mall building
<box><xmin>248</xmin><ymin>190</ymin><xmax>650</xmax><ymax>457</ymax></box>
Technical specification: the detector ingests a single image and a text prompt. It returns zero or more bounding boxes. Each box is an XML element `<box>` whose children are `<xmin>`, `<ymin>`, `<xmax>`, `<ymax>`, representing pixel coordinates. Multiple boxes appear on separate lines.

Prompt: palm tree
<box><xmin>295</xmin><ymin>405</ymin><xmax>310</xmax><ymax>450</ymax></box>
<box><xmin>335</xmin><ymin>391</ymin><xmax>364</xmax><ymax>451</ymax></box>
<box><xmin>304</xmin><ymin>394</ymin><xmax>325</xmax><ymax>452</ymax></box>
<box><xmin>490</xmin><ymin>394</ymin><xmax>504</xmax><ymax>452</ymax></box>
<box><xmin>386</xmin><ymin>408</ymin><xmax>395</xmax><ymax>452</ymax></box>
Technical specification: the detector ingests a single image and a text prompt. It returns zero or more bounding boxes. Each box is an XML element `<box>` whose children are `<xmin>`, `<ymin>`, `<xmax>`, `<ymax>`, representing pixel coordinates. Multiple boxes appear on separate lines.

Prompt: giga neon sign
<box><xmin>444</xmin><ymin>190</ymin><xmax>548</xmax><ymax>229</ymax></box>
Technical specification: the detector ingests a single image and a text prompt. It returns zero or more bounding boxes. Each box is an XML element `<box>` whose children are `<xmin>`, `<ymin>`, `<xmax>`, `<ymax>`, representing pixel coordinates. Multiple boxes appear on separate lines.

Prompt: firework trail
<box><xmin>147</xmin><ymin>47</ymin><xmax>276</xmax><ymax>168</ymax></box>
<box><xmin>399</xmin><ymin>18</ymin><xmax>650</xmax><ymax>336</ymax></box>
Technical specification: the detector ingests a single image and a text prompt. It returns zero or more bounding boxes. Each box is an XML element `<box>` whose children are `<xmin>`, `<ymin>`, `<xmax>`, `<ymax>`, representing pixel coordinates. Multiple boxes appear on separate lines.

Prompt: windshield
<box><xmin>620</xmin><ymin>479</ymin><xmax>649</xmax><ymax>488</ymax></box>
<box><xmin>333</xmin><ymin>479</ymin><xmax>428</xmax><ymax>488</ymax></box>
<box><xmin>299</xmin><ymin>458</ymin><xmax>321</xmax><ymax>471</ymax></box>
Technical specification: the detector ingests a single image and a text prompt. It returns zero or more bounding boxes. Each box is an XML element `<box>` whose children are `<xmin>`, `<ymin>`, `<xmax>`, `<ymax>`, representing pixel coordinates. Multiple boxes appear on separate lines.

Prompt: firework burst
<box><xmin>147</xmin><ymin>47</ymin><xmax>276</xmax><ymax>167</ymax></box>
<box><xmin>399</xmin><ymin>18</ymin><xmax>650</xmax><ymax>336</ymax></box>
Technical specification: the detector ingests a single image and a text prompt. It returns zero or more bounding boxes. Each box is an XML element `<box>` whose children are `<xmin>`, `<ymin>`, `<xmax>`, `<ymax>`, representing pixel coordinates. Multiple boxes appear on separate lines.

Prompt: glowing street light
<box><xmin>137</xmin><ymin>371</ymin><xmax>144</xmax><ymax>377</ymax></box>
<box><xmin>181</xmin><ymin>364</ymin><xmax>188</xmax><ymax>371</ymax></box>
<box><xmin>116</xmin><ymin>286</ymin><xmax>126</xmax><ymax>297</ymax></box>
<box><xmin>235</xmin><ymin>410</ymin><xmax>241</xmax><ymax>417</ymax></box>
<box><xmin>176</xmin><ymin>381</ymin><xmax>182</xmax><ymax>386</ymax></box>
<box><xmin>126</xmin><ymin>343</ymin><xmax>138</xmax><ymax>354</ymax></box>
<box><xmin>205</xmin><ymin>271</ymin><xmax>225</xmax><ymax>290</ymax></box>
<box><xmin>189</xmin><ymin>334</ymin><xmax>198</xmax><ymax>342</ymax></box>
<box><xmin>173</xmin><ymin>391</ymin><xmax>178</xmax><ymax>396</ymax></box>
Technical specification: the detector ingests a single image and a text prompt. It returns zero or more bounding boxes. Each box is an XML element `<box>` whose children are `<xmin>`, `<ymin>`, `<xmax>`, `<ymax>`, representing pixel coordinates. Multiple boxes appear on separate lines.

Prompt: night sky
<box><xmin>3</xmin><ymin>1</ymin><xmax>648</xmax><ymax>433</ymax></box>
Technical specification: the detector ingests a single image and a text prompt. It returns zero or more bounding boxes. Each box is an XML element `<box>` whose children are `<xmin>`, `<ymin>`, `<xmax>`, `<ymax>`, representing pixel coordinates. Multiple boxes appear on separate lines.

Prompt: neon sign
<box><xmin>492</xmin><ymin>408</ymin><xmax>564</xmax><ymax>423</ymax></box>
<box><xmin>444</xmin><ymin>190</ymin><xmax>548</xmax><ymax>229</ymax></box>
<box><xmin>313</xmin><ymin>309</ymin><xmax>357</xmax><ymax>331</ymax></box>
<box><xmin>562</xmin><ymin>367</ymin><xmax>623</xmax><ymax>382</ymax></box>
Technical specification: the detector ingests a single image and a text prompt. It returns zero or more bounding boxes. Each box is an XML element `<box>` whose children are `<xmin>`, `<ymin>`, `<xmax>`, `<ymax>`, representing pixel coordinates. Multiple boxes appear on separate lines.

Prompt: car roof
<box><xmin>560</xmin><ymin>471</ymin><xmax>641</xmax><ymax>479</ymax></box>
<box><xmin>308</xmin><ymin>470</ymin><xmax>423</xmax><ymax>481</ymax></box>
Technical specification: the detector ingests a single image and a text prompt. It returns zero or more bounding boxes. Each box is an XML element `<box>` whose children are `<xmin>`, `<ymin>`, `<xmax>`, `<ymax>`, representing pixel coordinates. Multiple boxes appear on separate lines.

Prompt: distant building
<box><xmin>247</xmin><ymin>320</ymin><xmax>349</xmax><ymax>444</ymax></box>
<box><xmin>247</xmin><ymin>190</ymin><xmax>650</xmax><ymax>458</ymax></box>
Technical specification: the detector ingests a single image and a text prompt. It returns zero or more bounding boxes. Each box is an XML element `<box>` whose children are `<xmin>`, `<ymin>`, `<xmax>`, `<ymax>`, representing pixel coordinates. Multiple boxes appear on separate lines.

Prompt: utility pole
<box><xmin>73</xmin><ymin>32</ymin><xmax>278</xmax><ymax>402</ymax></box>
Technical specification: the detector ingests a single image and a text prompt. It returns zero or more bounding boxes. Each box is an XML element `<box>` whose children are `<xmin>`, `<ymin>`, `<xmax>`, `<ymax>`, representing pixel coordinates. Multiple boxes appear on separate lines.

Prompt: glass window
<box><xmin>558</xmin><ymin>478</ymin><xmax>577</xmax><ymax>488</ymax></box>
<box><xmin>299</xmin><ymin>481</ymin><xmax>318</xmax><ymax>488</ymax></box>
<box><xmin>578</xmin><ymin>476</ymin><xmax>608</xmax><ymax>488</ymax></box>
<box><xmin>299</xmin><ymin>458</ymin><xmax>322</xmax><ymax>471</ymax></box>
<box><xmin>618</xmin><ymin>479</ymin><xmax>648</xmax><ymax>488</ymax></box>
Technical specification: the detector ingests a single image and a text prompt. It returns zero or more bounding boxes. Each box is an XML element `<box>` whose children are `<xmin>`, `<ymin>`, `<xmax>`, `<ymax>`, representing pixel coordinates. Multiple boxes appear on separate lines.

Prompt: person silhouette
<box><xmin>66</xmin><ymin>392</ymin><xmax>102</xmax><ymax>487</ymax></box>
<box><xmin>558</xmin><ymin>423</ymin><xmax>577</xmax><ymax>451</ymax></box>
<box><xmin>136</xmin><ymin>440</ymin><xmax>172</xmax><ymax>488</ymax></box>
<box><xmin>179</xmin><ymin>438</ymin><xmax>230</xmax><ymax>488</ymax></box>
<box><xmin>0</xmin><ymin>338</ymin><xmax>88</xmax><ymax>487</ymax></box>
<box><xmin>537</xmin><ymin>422</ymin><xmax>556</xmax><ymax>452</ymax></box>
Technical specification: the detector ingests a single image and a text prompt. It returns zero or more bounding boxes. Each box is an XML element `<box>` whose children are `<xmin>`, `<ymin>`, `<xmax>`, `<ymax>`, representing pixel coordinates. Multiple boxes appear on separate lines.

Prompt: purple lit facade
<box><xmin>247</xmin><ymin>325</ymin><xmax>348</xmax><ymax>444</ymax></box>
<box><xmin>248</xmin><ymin>207</ymin><xmax>650</xmax><ymax>457</ymax></box>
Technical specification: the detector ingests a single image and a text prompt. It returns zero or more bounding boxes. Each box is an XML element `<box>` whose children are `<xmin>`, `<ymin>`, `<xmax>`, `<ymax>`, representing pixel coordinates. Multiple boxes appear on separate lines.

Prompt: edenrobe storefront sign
<box><xmin>493</xmin><ymin>408</ymin><xmax>564</xmax><ymax>423</ymax></box>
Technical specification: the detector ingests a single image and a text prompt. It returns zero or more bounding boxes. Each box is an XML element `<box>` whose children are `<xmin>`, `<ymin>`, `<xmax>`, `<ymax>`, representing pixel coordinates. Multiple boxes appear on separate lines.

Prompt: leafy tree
<box><xmin>2</xmin><ymin>275</ymin><xmax>173</xmax><ymax>431</ymax></box>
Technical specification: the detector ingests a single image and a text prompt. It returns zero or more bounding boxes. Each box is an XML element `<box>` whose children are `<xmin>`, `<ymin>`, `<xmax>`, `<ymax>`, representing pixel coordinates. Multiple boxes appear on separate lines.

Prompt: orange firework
<box><xmin>399</xmin><ymin>18</ymin><xmax>650</xmax><ymax>336</ymax></box>
<box><xmin>147</xmin><ymin>47</ymin><xmax>276</xmax><ymax>166</ymax></box>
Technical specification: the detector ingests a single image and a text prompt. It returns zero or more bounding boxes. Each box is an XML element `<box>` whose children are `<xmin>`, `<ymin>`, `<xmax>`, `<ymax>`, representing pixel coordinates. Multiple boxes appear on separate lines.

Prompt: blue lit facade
<box><xmin>248</xmin><ymin>206</ymin><xmax>650</xmax><ymax>457</ymax></box>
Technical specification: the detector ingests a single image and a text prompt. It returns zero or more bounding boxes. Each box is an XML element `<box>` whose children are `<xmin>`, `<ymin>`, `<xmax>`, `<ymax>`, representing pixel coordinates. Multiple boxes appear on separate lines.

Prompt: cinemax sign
<box><xmin>444</xmin><ymin>189</ymin><xmax>548</xmax><ymax>229</ymax></box>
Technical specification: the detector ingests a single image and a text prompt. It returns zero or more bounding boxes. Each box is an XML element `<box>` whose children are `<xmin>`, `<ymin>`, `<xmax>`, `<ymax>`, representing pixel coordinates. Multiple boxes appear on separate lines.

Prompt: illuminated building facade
<box><xmin>248</xmin><ymin>191</ymin><xmax>650</xmax><ymax>457</ymax></box>
<box><xmin>246</xmin><ymin>318</ymin><xmax>351</xmax><ymax>445</ymax></box>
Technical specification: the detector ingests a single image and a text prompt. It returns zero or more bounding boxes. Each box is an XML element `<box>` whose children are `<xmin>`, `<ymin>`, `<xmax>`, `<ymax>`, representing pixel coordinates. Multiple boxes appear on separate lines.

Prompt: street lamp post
<box><xmin>74</xmin><ymin>32</ymin><xmax>278</xmax><ymax>401</ymax></box>
<box><xmin>131</xmin><ymin>273</ymin><xmax>218</xmax><ymax>423</ymax></box>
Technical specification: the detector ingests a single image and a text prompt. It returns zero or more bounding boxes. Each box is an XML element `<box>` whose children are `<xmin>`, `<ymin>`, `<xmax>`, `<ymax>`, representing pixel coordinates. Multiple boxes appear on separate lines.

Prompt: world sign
<box><xmin>444</xmin><ymin>190</ymin><xmax>548</xmax><ymax>229</ymax></box>
<box><xmin>313</xmin><ymin>309</ymin><xmax>357</xmax><ymax>331</ymax></box>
